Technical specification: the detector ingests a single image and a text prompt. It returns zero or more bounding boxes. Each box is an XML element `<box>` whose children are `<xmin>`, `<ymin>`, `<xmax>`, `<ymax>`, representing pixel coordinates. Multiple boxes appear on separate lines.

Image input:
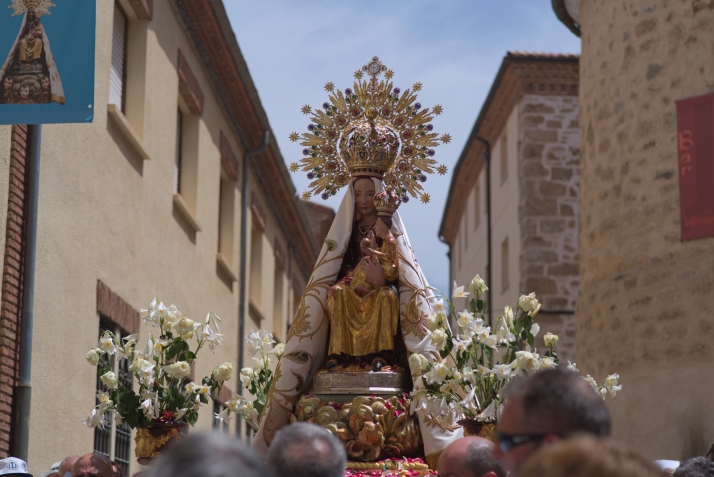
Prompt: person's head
<box><xmin>267</xmin><ymin>422</ymin><xmax>346</xmax><ymax>477</ymax></box>
<box><xmin>673</xmin><ymin>457</ymin><xmax>714</xmax><ymax>477</ymax></box>
<box><xmin>19</xmin><ymin>84</ymin><xmax>31</xmax><ymax>99</ymax></box>
<box><xmin>494</xmin><ymin>367</ymin><xmax>611</xmax><ymax>476</ymax></box>
<box><xmin>71</xmin><ymin>454</ymin><xmax>112</xmax><ymax>477</ymax></box>
<box><xmin>353</xmin><ymin>177</ymin><xmax>376</xmax><ymax>218</ymax></box>
<box><xmin>41</xmin><ymin>76</ymin><xmax>50</xmax><ymax>91</ymax></box>
<box><xmin>438</xmin><ymin>436</ymin><xmax>505</xmax><ymax>477</ymax></box>
<box><xmin>146</xmin><ymin>432</ymin><xmax>271</xmax><ymax>477</ymax></box>
<box><xmin>3</xmin><ymin>77</ymin><xmax>13</xmax><ymax>90</ymax></box>
<box><xmin>57</xmin><ymin>456</ymin><xmax>79</xmax><ymax>477</ymax></box>
<box><xmin>519</xmin><ymin>435</ymin><xmax>659</xmax><ymax>477</ymax></box>
<box><xmin>39</xmin><ymin>461</ymin><xmax>62</xmax><ymax>477</ymax></box>
<box><xmin>373</xmin><ymin>216</ymin><xmax>392</xmax><ymax>238</ymax></box>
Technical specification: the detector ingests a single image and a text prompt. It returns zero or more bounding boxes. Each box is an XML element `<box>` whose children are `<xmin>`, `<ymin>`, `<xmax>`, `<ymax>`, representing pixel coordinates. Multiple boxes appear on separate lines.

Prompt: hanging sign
<box><xmin>676</xmin><ymin>91</ymin><xmax>714</xmax><ymax>241</ymax></box>
<box><xmin>0</xmin><ymin>0</ymin><xmax>95</xmax><ymax>124</ymax></box>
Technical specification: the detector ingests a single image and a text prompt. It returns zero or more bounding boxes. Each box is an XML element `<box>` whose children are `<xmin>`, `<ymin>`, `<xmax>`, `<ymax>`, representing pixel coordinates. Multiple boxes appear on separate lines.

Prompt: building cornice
<box><xmin>438</xmin><ymin>52</ymin><xmax>579</xmax><ymax>244</ymax></box>
<box><xmin>172</xmin><ymin>0</ymin><xmax>319</xmax><ymax>272</ymax></box>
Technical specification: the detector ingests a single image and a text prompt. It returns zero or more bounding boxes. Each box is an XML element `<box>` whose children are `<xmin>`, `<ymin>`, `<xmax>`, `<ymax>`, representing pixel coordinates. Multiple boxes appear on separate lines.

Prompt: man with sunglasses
<box><xmin>493</xmin><ymin>367</ymin><xmax>611</xmax><ymax>476</ymax></box>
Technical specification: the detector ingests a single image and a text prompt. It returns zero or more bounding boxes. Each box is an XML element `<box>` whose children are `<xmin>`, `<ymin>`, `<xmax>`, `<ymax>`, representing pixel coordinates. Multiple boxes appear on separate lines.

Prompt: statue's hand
<box><xmin>363</xmin><ymin>256</ymin><xmax>386</xmax><ymax>287</ymax></box>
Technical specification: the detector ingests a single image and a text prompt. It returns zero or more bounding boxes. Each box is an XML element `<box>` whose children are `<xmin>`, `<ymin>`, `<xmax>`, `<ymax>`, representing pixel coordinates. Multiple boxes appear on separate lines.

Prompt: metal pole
<box><xmin>11</xmin><ymin>124</ymin><xmax>41</xmax><ymax>460</ymax></box>
<box><xmin>475</xmin><ymin>137</ymin><xmax>492</xmax><ymax>328</ymax></box>
<box><xmin>236</xmin><ymin>131</ymin><xmax>269</xmax><ymax>436</ymax></box>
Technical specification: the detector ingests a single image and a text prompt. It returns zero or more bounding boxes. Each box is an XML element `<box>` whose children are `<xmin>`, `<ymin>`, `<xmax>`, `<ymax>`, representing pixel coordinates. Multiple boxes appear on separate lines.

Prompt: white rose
<box><xmin>240</xmin><ymin>367</ymin><xmax>254</xmax><ymax>387</ymax></box>
<box><xmin>430</xmin><ymin>328</ymin><xmax>447</xmax><ymax>351</ymax></box>
<box><xmin>86</xmin><ymin>349</ymin><xmax>101</xmax><ymax>366</ymax></box>
<box><xmin>427</xmin><ymin>313</ymin><xmax>442</xmax><ymax>332</ymax></box>
<box><xmin>213</xmin><ymin>362</ymin><xmax>233</xmax><ymax>382</ymax></box>
<box><xmin>544</xmin><ymin>333</ymin><xmax>559</xmax><ymax>347</ymax></box>
<box><xmin>100</xmin><ymin>371</ymin><xmax>119</xmax><ymax>389</ymax></box>
<box><xmin>408</xmin><ymin>353</ymin><xmax>429</xmax><ymax>376</ymax></box>
<box><xmin>468</xmin><ymin>274</ymin><xmax>488</xmax><ymax>296</ymax></box>
<box><xmin>174</xmin><ymin>316</ymin><xmax>198</xmax><ymax>336</ymax></box>
<box><xmin>163</xmin><ymin>361</ymin><xmax>191</xmax><ymax>380</ymax></box>
<box><xmin>518</xmin><ymin>293</ymin><xmax>541</xmax><ymax>316</ymax></box>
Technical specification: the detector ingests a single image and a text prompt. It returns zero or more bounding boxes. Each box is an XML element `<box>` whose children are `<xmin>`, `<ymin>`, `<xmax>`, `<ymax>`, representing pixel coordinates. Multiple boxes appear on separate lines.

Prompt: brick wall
<box><xmin>518</xmin><ymin>94</ymin><xmax>580</xmax><ymax>363</ymax></box>
<box><xmin>0</xmin><ymin>125</ymin><xmax>28</xmax><ymax>457</ymax></box>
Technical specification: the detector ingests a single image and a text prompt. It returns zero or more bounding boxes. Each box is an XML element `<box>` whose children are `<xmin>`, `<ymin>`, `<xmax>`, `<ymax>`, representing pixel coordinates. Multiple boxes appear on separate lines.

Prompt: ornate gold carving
<box><xmin>423</xmin><ymin>414</ymin><xmax>461</xmax><ymax>433</ymax></box>
<box><xmin>424</xmin><ymin>450</ymin><xmax>443</xmax><ymax>471</ymax></box>
<box><xmin>134</xmin><ymin>422</ymin><xmax>186</xmax><ymax>465</ymax></box>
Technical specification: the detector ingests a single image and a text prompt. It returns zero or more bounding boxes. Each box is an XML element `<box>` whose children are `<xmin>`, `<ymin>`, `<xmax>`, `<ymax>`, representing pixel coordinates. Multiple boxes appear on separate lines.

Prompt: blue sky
<box><xmin>225</xmin><ymin>1</ymin><xmax>580</xmax><ymax>293</ymax></box>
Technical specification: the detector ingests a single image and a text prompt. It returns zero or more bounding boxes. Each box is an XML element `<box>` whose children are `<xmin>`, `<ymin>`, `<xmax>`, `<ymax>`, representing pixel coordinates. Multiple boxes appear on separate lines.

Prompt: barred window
<box><xmin>93</xmin><ymin>317</ymin><xmax>132</xmax><ymax>477</ymax></box>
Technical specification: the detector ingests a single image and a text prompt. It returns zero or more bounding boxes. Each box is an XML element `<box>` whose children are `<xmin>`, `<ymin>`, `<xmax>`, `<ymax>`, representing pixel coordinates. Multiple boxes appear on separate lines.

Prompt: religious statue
<box><xmin>254</xmin><ymin>57</ymin><xmax>462</xmax><ymax>469</ymax></box>
<box><xmin>0</xmin><ymin>0</ymin><xmax>65</xmax><ymax>105</ymax></box>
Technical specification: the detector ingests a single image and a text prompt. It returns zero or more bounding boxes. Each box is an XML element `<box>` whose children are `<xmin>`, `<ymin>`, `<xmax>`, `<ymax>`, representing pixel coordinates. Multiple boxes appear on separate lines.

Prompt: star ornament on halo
<box><xmin>420</xmin><ymin>193</ymin><xmax>431</xmax><ymax>204</ymax></box>
<box><xmin>324</xmin><ymin>82</ymin><xmax>335</xmax><ymax>92</ymax></box>
<box><xmin>301</xmin><ymin>105</ymin><xmax>312</xmax><ymax>115</ymax></box>
<box><xmin>437</xmin><ymin>164</ymin><xmax>448</xmax><ymax>175</ymax></box>
<box><xmin>289</xmin><ymin>132</ymin><xmax>299</xmax><ymax>142</ymax></box>
<box><xmin>289</xmin><ymin>162</ymin><xmax>299</xmax><ymax>173</ymax></box>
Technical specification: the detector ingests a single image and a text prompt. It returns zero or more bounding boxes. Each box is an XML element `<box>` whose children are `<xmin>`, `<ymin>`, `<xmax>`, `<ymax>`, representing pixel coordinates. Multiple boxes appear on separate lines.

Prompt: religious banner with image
<box><xmin>0</xmin><ymin>0</ymin><xmax>95</xmax><ymax>124</ymax></box>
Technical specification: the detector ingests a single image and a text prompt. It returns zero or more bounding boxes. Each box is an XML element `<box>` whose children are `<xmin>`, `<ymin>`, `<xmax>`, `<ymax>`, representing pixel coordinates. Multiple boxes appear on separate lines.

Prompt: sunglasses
<box><xmin>496</xmin><ymin>432</ymin><xmax>555</xmax><ymax>452</ymax></box>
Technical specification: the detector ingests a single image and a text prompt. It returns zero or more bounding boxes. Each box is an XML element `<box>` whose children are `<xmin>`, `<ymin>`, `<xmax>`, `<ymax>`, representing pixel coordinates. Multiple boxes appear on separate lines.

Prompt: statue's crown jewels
<box><xmin>374</xmin><ymin>191</ymin><xmax>401</xmax><ymax>217</ymax></box>
<box><xmin>9</xmin><ymin>0</ymin><xmax>55</xmax><ymax>16</ymax></box>
<box><xmin>289</xmin><ymin>56</ymin><xmax>450</xmax><ymax>204</ymax></box>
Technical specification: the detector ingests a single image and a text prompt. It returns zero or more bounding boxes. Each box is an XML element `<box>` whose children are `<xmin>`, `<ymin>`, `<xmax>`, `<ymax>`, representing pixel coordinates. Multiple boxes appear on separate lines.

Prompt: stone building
<box><xmin>439</xmin><ymin>52</ymin><xmax>580</xmax><ymax>362</ymax></box>
<box><xmin>0</xmin><ymin>0</ymin><xmax>320</xmax><ymax>473</ymax></box>
<box><xmin>553</xmin><ymin>0</ymin><xmax>714</xmax><ymax>459</ymax></box>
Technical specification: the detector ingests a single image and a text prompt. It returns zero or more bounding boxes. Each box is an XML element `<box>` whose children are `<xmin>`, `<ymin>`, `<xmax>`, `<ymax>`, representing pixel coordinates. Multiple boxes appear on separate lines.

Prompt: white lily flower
<box><xmin>512</xmin><ymin>351</ymin><xmax>540</xmax><ymax>373</ymax></box>
<box><xmin>567</xmin><ymin>361</ymin><xmax>579</xmax><ymax>372</ymax></box>
<box><xmin>205</xmin><ymin>311</ymin><xmax>222</xmax><ymax>327</ymax></box>
<box><xmin>493</xmin><ymin>364</ymin><xmax>512</xmax><ymax>381</ymax></box>
<box><xmin>99</xmin><ymin>332</ymin><xmax>118</xmax><ymax>355</ymax></box>
<box><xmin>457</xmin><ymin>310</ymin><xmax>473</xmax><ymax>329</ymax></box>
<box><xmin>251</xmin><ymin>355</ymin><xmax>265</xmax><ymax>370</ymax></box>
<box><xmin>240</xmin><ymin>367</ymin><xmax>255</xmax><ymax>387</ymax></box>
<box><xmin>583</xmin><ymin>375</ymin><xmax>599</xmax><ymax>393</ymax></box>
<box><xmin>215</xmin><ymin>407</ymin><xmax>232</xmax><ymax>423</ymax></box>
<box><xmin>432</xmin><ymin>299</ymin><xmax>447</xmax><ymax>316</ymax></box>
<box><xmin>100</xmin><ymin>371</ymin><xmax>119</xmax><ymax>390</ymax></box>
<box><xmin>96</xmin><ymin>391</ymin><xmax>113</xmax><ymax>410</ymax></box>
<box><xmin>604</xmin><ymin>374</ymin><xmax>622</xmax><ymax>398</ymax></box>
<box><xmin>539</xmin><ymin>356</ymin><xmax>557</xmax><ymax>369</ymax></box>
<box><xmin>439</xmin><ymin>379</ymin><xmax>459</xmax><ymax>394</ymax></box>
<box><xmin>452</xmin><ymin>338</ymin><xmax>470</xmax><ymax>352</ymax></box>
<box><xmin>83</xmin><ymin>408</ymin><xmax>107</xmax><ymax>428</ymax></box>
<box><xmin>139</xmin><ymin>398</ymin><xmax>155</xmax><ymax>419</ymax></box>
<box><xmin>459</xmin><ymin>386</ymin><xmax>478</xmax><ymax>413</ymax></box>
<box><xmin>461</xmin><ymin>366</ymin><xmax>476</xmax><ymax>384</ymax></box>
<box><xmin>530</xmin><ymin>323</ymin><xmax>541</xmax><ymax>338</ymax></box>
<box><xmin>140</xmin><ymin>298</ymin><xmax>162</xmax><ymax>326</ymax></box>
<box><xmin>503</xmin><ymin>306</ymin><xmax>514</xmax><ymax>329</ymax></box>
<box><xmin>452</xmin><ymin>281</ymin><xmax>469</xmax><ymax>299</ymax></box>
<box><xmin>477</xmin><ymin>400</ymin><xmax>497</xmax><ymax>422</ymax></box>
<box><xmin>113</xmin><ymin>411</ymin><xmax>123</xmax><ymax>426</ymax></box>
<box><xmin>174</xmin><ymin>408</ymin><xmax>188</xmax><ymax>420</ymax></box>
<box><xmin>469</xmin><ymin>274</ymin><xmax>488</xmax><ymax>296</ymax></box>
<box><xmin>199</xmin><ymin>324</ymin><xmax>226</xmax><ymax>351</ymax></box>
<box><xmin>425</xmin><ymin>361</ymin><xmax>449</xmax><ymax>385</ymax></box>
<box><xmin>481</xmin><ymin>334</ymin><xmax>498</xmax><ymax>349</ymax></box>
<box><xmin>192</xmin><ymin>394</ymin><xmax>202</xmax><ymax>411</ymax></box>
<box><xmin>270</xmin><ymin>343</ymin><xmax>285</xmax><ymax>358</ymax></box>
<box><xmin>174</xmin><ymin>316</ymin><xmax>200</xmax><ymax>336</ymax></box>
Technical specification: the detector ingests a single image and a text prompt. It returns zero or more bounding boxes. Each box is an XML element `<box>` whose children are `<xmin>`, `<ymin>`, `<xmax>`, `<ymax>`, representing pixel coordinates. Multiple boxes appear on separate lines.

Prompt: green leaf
<box><xmin>469</xmin><ymin>299</ymin><xmax>478</xmax><ymax>314</ymax></box>
<box><xmin>527</xmin><ymin>334</ymin><xmax>534</xmax><ymax>346</ymax></box>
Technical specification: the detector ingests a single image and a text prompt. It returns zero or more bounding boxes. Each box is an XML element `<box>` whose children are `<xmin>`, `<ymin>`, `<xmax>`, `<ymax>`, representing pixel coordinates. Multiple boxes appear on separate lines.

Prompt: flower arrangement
<box><xmin>409</xmin><ymin>276</ymin><xmax>622</xmax><ymax>426</ymax></box>
<box><xmin>214</xmin><ymin>329</ymin><xmax>284</xmax><ymax>428</ymax></box>
<box><xmin>83</xmin><ymin>299</ymin><xmax>232</xmax><ymax>429</ymax></box>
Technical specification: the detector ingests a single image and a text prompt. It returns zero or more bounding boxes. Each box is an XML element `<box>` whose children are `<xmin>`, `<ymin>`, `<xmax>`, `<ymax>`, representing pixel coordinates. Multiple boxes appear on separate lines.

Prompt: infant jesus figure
<box><xmin>326</xmin><ymin>193</ymin><xmax>401</xmax><ymax>372</ymax></box>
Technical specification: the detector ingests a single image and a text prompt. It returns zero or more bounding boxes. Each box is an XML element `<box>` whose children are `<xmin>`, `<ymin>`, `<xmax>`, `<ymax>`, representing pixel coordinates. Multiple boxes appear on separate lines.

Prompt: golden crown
<box><xmin>374</xmin><ymin>191</ymin><xmax>401</xmax><ymax>217</ymax></box>
<box><xmin>9</xmin><ymin>0</ymin><xmax>55</xmax><ymax>16</ymax></box>
<box><xmin>289</xmin><ymin>56</ymin><xmax>450</xmax><ymax>204</ymax></box>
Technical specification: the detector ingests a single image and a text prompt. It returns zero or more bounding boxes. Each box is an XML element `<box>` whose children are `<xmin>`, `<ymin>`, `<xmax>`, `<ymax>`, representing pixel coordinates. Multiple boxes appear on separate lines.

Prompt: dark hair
<box><xmin>378</xmin><ymin>216</ymin><xmax>393</xmax><ymax>230</ymax></box>
<box><xmin>673</xmin><ymin>457</ymin><xmax>714</xmax><ymax>477</ymax></box>
<box><xmin>268</xmin><ymin>423</ymin><xmax>346</xmax><ymax>477</ymax></box>
<box><xmin>146</xmin><ymin>433</ymin><xmax>272</xmax><ymax>477</ymax></box>
<box><xmin>513</xmin><ymin>367</ymin><xmax>611</xmax><ymax>436</ymax></box>
<box><xmin>464</xmin><ymin>440</ymin><xmax>506</xmax><ymax>477</ymax></box>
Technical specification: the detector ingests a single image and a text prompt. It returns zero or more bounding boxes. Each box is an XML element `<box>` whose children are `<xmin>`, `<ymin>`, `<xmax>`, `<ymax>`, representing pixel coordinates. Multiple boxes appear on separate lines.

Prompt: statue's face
<box><xmin>3</xmin><ymin>77</ymin><xmax>12</xmax><ymax>90</ymax></box>
<box><xmin>20</xmin><ymin>86</ymin><xmax>29</xmax><ymax>99</ymax></box>
<box><xmin>41</xmin><ymin>76</ymin><xmax>49</xmax><ymax>90</ymax></box>
<box><xmin>27</xmin><ymin>9</ymin><xmax>35</xmax><ymax>21</ymax></box>
<box><xmin>353</xmin><ymin>178</ymin><xmax>376</xmax><ymax>217</ymax></box>
<box><xmin>374</xmin><ymin>217</ymin><xmax>390</xmax><ymax>237</ymax></box>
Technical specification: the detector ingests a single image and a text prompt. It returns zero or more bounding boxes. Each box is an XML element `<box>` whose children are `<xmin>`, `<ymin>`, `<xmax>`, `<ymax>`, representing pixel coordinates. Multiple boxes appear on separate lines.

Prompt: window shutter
<box><xmin>175</xmin><ymin>110</ymin><xmax>183</xmax><ymax>194</ymax></box>
<box><xmin>110</xmin><ymin>4</ymin><xmax>127</xmax><ymax>110</ymax></box>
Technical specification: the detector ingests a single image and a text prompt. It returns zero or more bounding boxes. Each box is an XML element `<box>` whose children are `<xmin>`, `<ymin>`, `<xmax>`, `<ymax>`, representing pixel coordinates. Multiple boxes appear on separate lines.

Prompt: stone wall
<box><xmin>578</xmin><ymin>0</ymin><xmax>714</xmax><ymax>458</ymax></box>
<box><xmin>518</xmin><ymin>94</ymin><xmax>580</xmax><ymax>363</ymax></box>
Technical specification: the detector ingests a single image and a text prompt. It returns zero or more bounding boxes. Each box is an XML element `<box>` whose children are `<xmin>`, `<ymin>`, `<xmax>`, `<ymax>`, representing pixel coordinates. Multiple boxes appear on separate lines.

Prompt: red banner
<box><xmin>676</xmin><ymin>92</ymin><xmax>714</xmax><ymax>241</ymax></box>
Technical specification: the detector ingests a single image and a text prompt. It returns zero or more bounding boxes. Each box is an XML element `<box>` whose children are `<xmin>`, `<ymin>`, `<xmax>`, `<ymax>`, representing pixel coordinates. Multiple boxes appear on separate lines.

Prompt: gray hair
<box><xmin>673</xmin><ymin>457</ymin><xmax>714</xmax><ymax>477</ymax></box>
<box><xmin>267</xmin><ymin>423</ymin><xmax>346</xmax><ymax>477</ymax></box>
<box><xmin>145</xmin><ymin>433</ymin><xmax>272</xmax><ymax>477</ymax></box>
<box><xmin>464</xmin><ymin>440</ymin><xmax>505</xmax><ymax>477</ymax></box>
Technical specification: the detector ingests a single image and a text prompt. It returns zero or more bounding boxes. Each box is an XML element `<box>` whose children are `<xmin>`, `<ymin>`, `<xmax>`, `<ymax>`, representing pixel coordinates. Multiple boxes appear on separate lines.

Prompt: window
<box><xmin>249</xmin><ymin>227</ymin><xmax>263</xmax><ymax>308</ymax></box>
<box><xmin>501</xmin><ymin>237</ymin><xmax>509</xmax><ymax>292</ymax></box>
<box><xmin>110</xmin><ymin>3</ymin><xmax>127</xmax><ymax>111</ymax></box>
<box><xmin>174</xmin><ymin>109</ymin><xmax>182</xmax><ymax>194</ymax></box>
<box><xmin>500</xmin><ymin>135</ymin><xmax>508</xmax><ymax>184</ymax></box>
<box><xmin>94</xmin><ymin>318</ymin><xmax>132</xmax><ymax>477</ymax></box>
<box><xmin>473</xmin><ymin>181</ymin><xmax>481</xmax><ymax>231</ymax></box>
<box><xmin>212</xmin><ymin>401</ymin><xmax>229</xmax><ymax>433</ymax></box>
<box><xmin>218</xmin><ymin>177</ymin><xmax>235</xmax><ymax>263</ymax></box>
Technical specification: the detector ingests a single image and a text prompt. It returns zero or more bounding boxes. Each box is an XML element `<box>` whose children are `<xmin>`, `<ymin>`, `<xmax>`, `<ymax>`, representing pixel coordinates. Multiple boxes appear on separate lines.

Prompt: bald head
<box><xmin>71</xmin><ymin>454</ymin><xmax>112</xmax><ymax>477</ymax></box>
<box><xmin>438</xmin><ymin>437</ymin><xmax>505</xmax><ymax>477</ymax></box>
<box><xmin>58</xmin><ymin>456</ymin><xmax>79</xmax><ymax>477</ymax></box>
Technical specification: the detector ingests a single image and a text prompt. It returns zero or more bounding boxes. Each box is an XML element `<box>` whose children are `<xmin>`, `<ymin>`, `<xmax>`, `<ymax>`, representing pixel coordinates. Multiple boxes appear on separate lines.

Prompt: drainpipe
<box><xmin>437</xmin><ymin>236</ymin><xmax>452</xmax><ymax>327</ymax></box>
<box><xmin>237</xmin><ymin>131</ymin><xmax>269</xmax><ymax>428</ymax></box>
<box><xmin>475</xmin><ymin>137</ymin><xmax>492</xmax><ymax>328</ymax></box>
<box><xmin>11</xmin><ymin>124</ymin><xmax>41</xmax><ymax>461</ymax></box>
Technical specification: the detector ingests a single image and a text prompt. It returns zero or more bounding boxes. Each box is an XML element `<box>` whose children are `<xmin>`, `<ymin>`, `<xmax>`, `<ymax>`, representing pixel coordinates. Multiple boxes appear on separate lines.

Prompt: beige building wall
<box><xmin>573</xmin><ymin>0</ymin><xmax>714</xmax><ymax>459</ymax></box>
<box><xmin>0</xmin><ymin>0</ymin><xmax>315</xmax><ymax>472</ymax></box>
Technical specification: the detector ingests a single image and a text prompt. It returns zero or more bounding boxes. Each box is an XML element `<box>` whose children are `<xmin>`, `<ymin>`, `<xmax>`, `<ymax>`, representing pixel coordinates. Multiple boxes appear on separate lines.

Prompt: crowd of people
<box><xmin>2</xmin><ymin>368</ymin><xmax>713</xmax><ymax>477</ymax></box>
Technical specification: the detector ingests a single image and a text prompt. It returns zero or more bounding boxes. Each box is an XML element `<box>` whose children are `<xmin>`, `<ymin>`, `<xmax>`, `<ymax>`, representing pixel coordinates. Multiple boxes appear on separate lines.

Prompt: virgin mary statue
<box><xmin>0</xmin><ymin>0</ymin><xmax>65</xmax><ymax>105</ymax></box>
<box><xmin>253</xmin><ymin>57</ymin><xmax>462</xmax><ymax>466</ymax></box>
